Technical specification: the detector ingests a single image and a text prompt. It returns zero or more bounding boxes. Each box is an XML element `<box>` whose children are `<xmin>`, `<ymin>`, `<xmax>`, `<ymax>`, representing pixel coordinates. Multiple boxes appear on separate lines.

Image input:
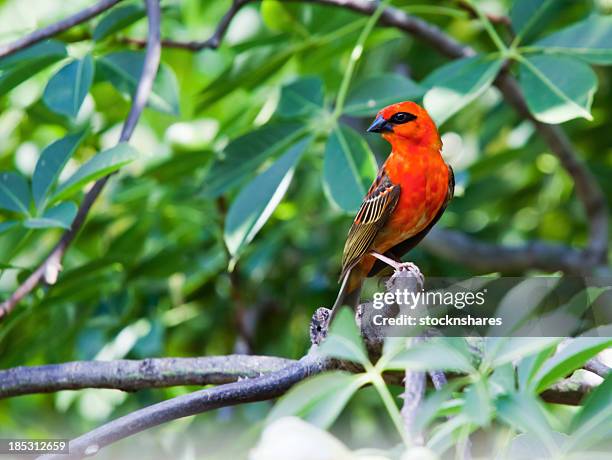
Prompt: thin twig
<box><xmin>38</xmin><ymin>353</ymin><xmax>328</xmax><ymax>460</ymax></box>
<box><xmin>0</xmin><ymin>0</ymin><xmax>162</xmax><ymax>321</ymax></box>
<box><xmin>0</xmin><ymin>355</ymin><xmax>294</xmax><ymax>399</ymax></box>
<box><xmin>0</xmin><ymin>0</ymin><xmax>123</xmax><ymax>59</ymax></box>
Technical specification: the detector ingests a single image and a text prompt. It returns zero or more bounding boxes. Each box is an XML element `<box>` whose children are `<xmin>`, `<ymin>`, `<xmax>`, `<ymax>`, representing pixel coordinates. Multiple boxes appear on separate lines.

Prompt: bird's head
<box><xmin>366</xmin><ymin>101</ymin><xmax>440</xmax><ymax>149</ymax></box>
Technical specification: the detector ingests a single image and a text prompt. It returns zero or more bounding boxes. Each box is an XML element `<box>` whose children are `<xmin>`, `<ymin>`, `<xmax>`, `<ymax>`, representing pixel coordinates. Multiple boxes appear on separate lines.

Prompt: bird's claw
<box><xmin>394</xmin><ymin>262</ymin><xmax>424</xmax><ymax>289</ymax></box>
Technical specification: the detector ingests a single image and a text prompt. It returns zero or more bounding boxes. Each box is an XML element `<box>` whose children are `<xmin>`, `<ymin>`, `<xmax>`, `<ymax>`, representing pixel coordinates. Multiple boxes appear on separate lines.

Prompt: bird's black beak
<box><xmin>367</xmin><ymin>115</ymin><xmax>392</xmax><ymax>133</ymax></box>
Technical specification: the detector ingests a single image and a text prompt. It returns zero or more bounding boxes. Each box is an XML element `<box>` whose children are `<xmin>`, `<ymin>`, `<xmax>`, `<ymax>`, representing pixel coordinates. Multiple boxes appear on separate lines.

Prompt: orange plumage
<box><xmin>333</xmin><ymin>101</ymin><xmax>453</xmax><ymax>311</ymax></box>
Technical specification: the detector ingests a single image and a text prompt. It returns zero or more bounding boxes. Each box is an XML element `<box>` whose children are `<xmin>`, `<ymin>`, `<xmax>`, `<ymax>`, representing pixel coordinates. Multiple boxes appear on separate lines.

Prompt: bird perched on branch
<box><xmin>331</xmin><ymin>101</ymin><xmax>454</xmax><ymax>318</ymax></box>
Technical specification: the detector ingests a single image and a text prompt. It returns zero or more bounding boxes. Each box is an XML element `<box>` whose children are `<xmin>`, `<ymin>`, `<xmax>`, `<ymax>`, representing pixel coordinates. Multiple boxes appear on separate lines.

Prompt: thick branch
<box><xmin>0</xmin><ymin>0</ymin><xmax>162</xmax><ymax>321</ymax></box>
<box><xmin>0</xmin><ymin>0</ymin><xmax>123</xmax><ymax>59</ymax></box>
<box><xmin>0</xmin><ymin>355</ymin><xmax>294</xmax><ymax>399</ymax></box>
<box><xmin>39</xmin><ymin>354</ymin><xmax>328</xmax><ymax>460</ymax></box>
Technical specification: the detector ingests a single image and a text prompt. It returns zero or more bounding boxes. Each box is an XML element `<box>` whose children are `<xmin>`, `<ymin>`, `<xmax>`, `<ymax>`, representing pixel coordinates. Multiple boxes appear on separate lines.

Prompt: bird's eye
<box><xmin>390</xmin><ymin>112</ymin><xmax>416</xmax><ymax>124</ymax></box>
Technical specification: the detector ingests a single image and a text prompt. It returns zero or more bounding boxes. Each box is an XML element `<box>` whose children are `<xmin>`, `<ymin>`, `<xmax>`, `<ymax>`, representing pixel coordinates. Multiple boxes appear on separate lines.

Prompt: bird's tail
<box><xmin>329</xmin><ymin>269</ymin><xmax>362</xmax><ymax>322</ymax></box>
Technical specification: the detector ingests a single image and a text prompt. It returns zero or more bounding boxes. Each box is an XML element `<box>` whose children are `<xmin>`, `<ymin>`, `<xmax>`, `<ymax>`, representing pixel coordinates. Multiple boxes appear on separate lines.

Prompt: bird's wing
<box><xmin>339</xmin><ymin>170</ymin><xmax>401</xmax><ymax>280</ymax></box>
<box><xmin>367</xmin><ymin>164</ymin><xmax>454</xmax><ymax>277</ymax></box>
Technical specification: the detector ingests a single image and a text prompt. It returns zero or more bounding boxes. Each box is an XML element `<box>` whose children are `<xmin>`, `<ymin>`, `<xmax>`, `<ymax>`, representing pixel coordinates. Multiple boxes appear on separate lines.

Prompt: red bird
<box><xmin>331</xmin><ymin>101</ymin><xmax>454</xmax><ymax>315</ymax></box>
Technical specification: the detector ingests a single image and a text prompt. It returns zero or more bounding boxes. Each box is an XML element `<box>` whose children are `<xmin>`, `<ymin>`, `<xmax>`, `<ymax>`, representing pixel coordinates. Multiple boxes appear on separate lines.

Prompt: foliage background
<box><xmin>0</xmin><ymin>0</ymin><xmax>611</xmax><ymax>458</ymax></box>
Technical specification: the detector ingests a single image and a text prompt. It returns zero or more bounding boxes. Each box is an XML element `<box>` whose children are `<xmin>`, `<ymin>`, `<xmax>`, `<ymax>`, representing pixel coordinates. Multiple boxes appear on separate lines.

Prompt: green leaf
<box><xmin>488</xmin><ymin>338</ymin><xmax>562</xmax><ymax>368</ymax></box>
<box><xmin>0</xmin><ymin>221</ymin><xmax>18</xmax><ymax>234</ymax></box>
<box><xmin>384</xmin><ymin>338</ymin><xmax>475</xmax><ymax>373</ymax></box>
<box><xmin>261</xmin><ymin>0</ymin><xmax>305</xmax><ymax>34</ymax></box>
<box><xmin>518</xmin><ymin>55</ymin><xmax>597</xmax><ymax>124</ymax></box>
<box><xmin>567</xmin><ymin>375</ymin><xmax>612</xmax><ymax>450</ymax></box>
<box><xmin>463</xmin><ymin>378</ymin><xmax>492</xmax><ymax>426</ymax></box>
<box><xmin>534</xmin><ymin>15</ymin><xmax>612</xmax><ymax>65</ymax></box>
<box><xmin>508</xmin><ymin>432</ymin><xmax>568</xmax><ymax>459</ymax></box>
<box><xmin>267</xmin><ymin>371</ymin><xmax>366</xmax><ymax>428</ymax></box>
<box><xmin>93</xmin><ymin>3</ymin><xmax>146</xmax><ymax>41</ymax></box>
<box><xmin>203</xmin><ymin>121</ymin><xmax>306</xmax><ymax>197</ymax></box>
<box><xmin>277</xmin><ymin>77</ymin><xmax>324</xmax><ymax>118</ymax></box>
<box><xmin>496</xmin><ymin>393</ymin><xmax>556</xmax><ymax>451</ymax></box>
<box><xmin>530</xmin><ymin>325</ymin><xmax>612</xmax><ymax>393</ymax></box>
<box><xmin>96</xmin><ymin>51</ymin><xmax>180</xmax><ymax>115</ymax></box>
<box><xmin>32</xmin><ymin>131</ymin><xmax>87</xmax><ymax>210</ymax></box>
<box><xmin>344</xmin><ymin>73</ymin><xmax>425</xmax><ymax>116</ymax></box>
<box><xmin>517</xmin><ymin>345</ymin><xmax>557</xmax><ymax>390</ymax></box>
<box><xmin>224</xmin><ymin>138</ymin><xmax>310</xmax><ymax>258</ymax></box>
<box><xmin>414</xmin><ymin>378</ymin><xmax>467</xmax><ymax>434</ymax></box>
<box><xmin>43</xmin><ymin>55</ymin><xmax>94</xmax><ymax>118</ymax></box>
<box><xmin>510</xmin><ymin>0</ymin><xmax>564</xmax><ymax>45</ymax></box>
<box><xmin>24</xmin><ymin>202</ymin><xmax>77</xmax><ymax>229</ymax></box>
<box><xmin>0</xmin><ymin>40</ymin><xmax>67</xmax><ymax>96</ymax></box>
<box><xmin>487</xmin><ymin>277</ymin><xmax>559</xmax><ymax>338</ymax></box>
<box><xmin>51</xmin><ymin>143</ymin><xmax>138</xmax><ymax>202</ymax></box>
<box><xmin>318</xmin><ymin>307</ymin><xmax>369</xmax><ymax>365</ymax></box>
<box><xmin>0</xmin><ymin>172</ymin><xmax>30</xmax><ymax>214</ymax></box>
<box><xmin>423</xmin><ymin>55</ymin><xmax>503</xmax><ymax>126</ymax></box>
<box><xmin>322</xmin><ymin>124</ymin><xmax>377</xmax><ymax>213</ymax></box>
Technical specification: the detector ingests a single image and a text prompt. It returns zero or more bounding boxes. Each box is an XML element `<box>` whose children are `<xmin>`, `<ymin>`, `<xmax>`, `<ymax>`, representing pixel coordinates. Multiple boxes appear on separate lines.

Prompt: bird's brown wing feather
<box><xmin>339</xmin><ymin>170</ymin><xmax>400</xmax><ymax>281</ymax></box>
<box><xmin>367</xmin><ymin>164</ymin><xmax>454</xmax><ymax>277</ymax></box>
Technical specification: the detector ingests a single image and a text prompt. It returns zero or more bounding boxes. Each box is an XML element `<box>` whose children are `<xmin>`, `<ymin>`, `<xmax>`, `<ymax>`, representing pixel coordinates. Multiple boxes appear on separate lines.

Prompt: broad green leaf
<box><xmin>96</xmin><ymin>51</ymin><xmax>180</xmax><ymax>115</ymax></box>
<box><xmin>534</xmin><ymin>15</ymin><xmax>612</xmax><ymax>65</ymax></box>
<box><xmin>267</xmin><ymin>371</ymin><xmax>366</xmax><ymax>428</ymax></box>
<box><xmin>427</xmin><ymin>414</ymin><xmax>471</xmax><ymax>454</ymax></box>
<box><xmin>487</xmin><ymin>277</ymin><xmax>559</xmax><ymax>338</ymax></box>
<box><xmin>508</xmin><ymin>432</ymin><xmax>568</xmax><ymax>460</ymax></box>
<box><xmin>51</xmin><ymin>143</ymin><xmax>138</xmax><ymax>202</ymax></box>
<box><xmin>203</xmin><ymin>121</ymin><xmax>305</xmax><ymax>197</ymax></box>
<box><xmin>384</xmin><ymin>338</ymin><xmax>475</xmax><ymax>373</ymax></box>
<box><xmin>322</xmin><ymin>124</ymin><xmax>377</xmax><ymax>213</ymax></box>
<box><xmin>32</xmin><ymin>131</ymin><xmax>86</xmax><ymax>209</ymax></box>
<box><xmin>510</xmin><ymin>0</ymin><xmax>566</xmax><ymax>45</ymax></box>
<box><xmin>531</xmin><ymin>325</ymin><xmax>612</xmax><ymax>393</ymax></box>
<box><xmin>277</xmin><ymin>77</ymin><xmax>324</xmax><ymax>118</ymax></box>
<box><xmin>463</xmin><ymin>378</ymin><xmax>492</xmax><ymax>426</ymax></box>
<box><xmin>413</xmin><ymin>378</ymin><xmax>467</xmax><ymax>434</ymax></box>
<box><xmin>261</xmin><ymin>0</ymin><xmax>305</xmax><ymax>33</ymax></box>
<box><xmin>43</xmin><ymin>55</ymin><xmax>94</xmax><ymax>118</ymax></box>
<box><xmin>488</xmin><ymin>337</ymin><xmax>562</xmax><ymax>368</ymax></box>
<box><xmin>0</xmin><ymin>40</ymin><xmax>67</xmax><ymax>96</ymax></box>
<box><xmin>567</xmin><ymin>375</ymin><xmax>612</xmax><ymax>451</ymax></box>
<box><xmin>344</xmin><ymin>73</ymin><xmax>425</xmax><ymax>116</ymax></box>
<box><xmin>518</xmin><ymin>55</ymin><xmax>596</xmax><ymax>124</ymax></box>
<box><xmin>24</xmin><ymin>202</ymin><xmax>77</xmax><ymax>229</ymax></box>
<box><xmin>517</xmin><ymin>345</ymin><xmax>557</xmax><ymax>390</ymax></box>
<box><xmin>496</xmin><ymin>393</ymin><xmax>557</xmax><ymax>452</ymax></box>
<box><xmin>93</xmin><ymin>3</ymin><xmax>146</xmax><ymax>41</ymax></box>
<box><xmin>224</xmin><ymin>138</ymin><xmax>309</xmax><ymax>258</ymax></box>
<box><xmin>0</xmin><ymin>172</ymin><xmax>30</xmax><ymax>214</ymax></box>
<box><xmin>0</xmin><ymin>221</ymin><xmax>18</xmax><ymax>233</ymax></box>
<box><xmin>318</xmin><ymin>307</ymin><xmax>369</xmax><ymax>365</ymax></box>
<box><xmin>423</xmin><ymin>56</ymin><xmax>503</xmax><ymax>125</ymax></box>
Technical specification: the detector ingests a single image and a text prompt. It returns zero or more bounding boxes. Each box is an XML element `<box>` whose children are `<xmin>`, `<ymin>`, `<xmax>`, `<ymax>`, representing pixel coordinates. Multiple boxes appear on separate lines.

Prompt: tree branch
<box><xmin>0</xmin><ymin>0</ymin><xmax>124</xmax><ymax>59</ymax></box>
<box><xmin>0</xmin><ymin>0</ymin><xmax>162</xmax><ymax>322</ymax></box>
<box><xmin>0</xmin><ymin>355</ymin><xmax>294</xmax><ymax>399</ymax></box>
<box><xmin>423</xmin><ymin>228</ymin><xmax>590</xmax><ymax>275</ymax></box>
<box><xmin>38</xmin><ymin>353</ymin><xmax>328</xmax><ymax>460</ymax></box>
